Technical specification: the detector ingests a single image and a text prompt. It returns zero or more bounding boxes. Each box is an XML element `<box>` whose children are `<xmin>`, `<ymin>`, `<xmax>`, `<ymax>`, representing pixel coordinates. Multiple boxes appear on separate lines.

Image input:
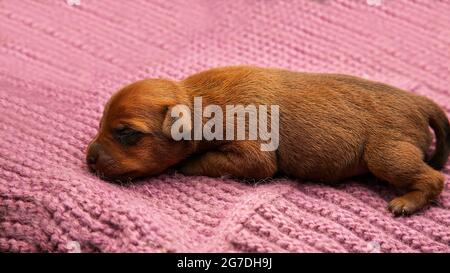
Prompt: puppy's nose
<box><xmin>87</xmin><ymin>154</ymin><xmax>97</xmax><ymax>165</ymax></box>
<box><xmin>86</xmin><ymin>142</ymin><xmax>100</xmax><ymax>169</ymax></box>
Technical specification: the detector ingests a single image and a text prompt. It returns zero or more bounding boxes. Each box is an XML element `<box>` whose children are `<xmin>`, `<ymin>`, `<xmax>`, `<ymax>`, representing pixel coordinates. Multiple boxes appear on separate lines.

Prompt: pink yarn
<box><xmin>0</xmin><ymin>0</ymin><xmax>449</xmax><ymax>252</ymax></box>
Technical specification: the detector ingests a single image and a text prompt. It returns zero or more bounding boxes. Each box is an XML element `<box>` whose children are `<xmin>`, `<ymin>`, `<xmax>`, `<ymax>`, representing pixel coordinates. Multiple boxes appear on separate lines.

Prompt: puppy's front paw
<box><xmin>179</xmin><ymin>160</ymin><xmax>204</xmax><ymax>177</ymax></box>
<box><xmin>388</xmin><ymin>196</ymin><xmax>421</xmax><ymax>216</ymax></box>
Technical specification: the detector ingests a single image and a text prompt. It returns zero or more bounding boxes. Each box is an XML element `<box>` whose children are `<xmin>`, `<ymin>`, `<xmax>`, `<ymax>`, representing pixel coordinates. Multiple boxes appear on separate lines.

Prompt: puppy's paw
<box><xmin>388</xmin><ymin>196</ymin><xmax>421</xmax><ymax>216</ymax></box>
<box><xmin>179</xmin><ymin>161</ymin><xmax>204</xmax><ymax>177</ymax></box>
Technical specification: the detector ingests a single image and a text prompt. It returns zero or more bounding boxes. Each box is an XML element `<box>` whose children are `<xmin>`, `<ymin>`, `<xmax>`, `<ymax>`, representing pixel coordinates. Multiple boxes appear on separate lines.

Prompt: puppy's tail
<box><xmin>420</xmin><ymin>97</ymin><xmax>450</xmax><ymax>170</ymax></box>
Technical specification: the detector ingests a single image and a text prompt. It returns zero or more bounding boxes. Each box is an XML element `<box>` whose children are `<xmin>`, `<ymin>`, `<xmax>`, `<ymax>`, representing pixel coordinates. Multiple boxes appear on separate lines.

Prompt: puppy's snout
<box><xmin>86</xmin><ymin>142</ymin><xmax>101</xmax><ymax>170</ymax></box>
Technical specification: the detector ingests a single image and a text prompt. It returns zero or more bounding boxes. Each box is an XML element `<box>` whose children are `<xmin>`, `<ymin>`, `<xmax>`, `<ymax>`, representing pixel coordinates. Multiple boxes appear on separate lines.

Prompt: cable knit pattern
<box><xmin>0</xmin><ymin>0</ymin><xmax>449</xmax><ymax>253</ymax></box>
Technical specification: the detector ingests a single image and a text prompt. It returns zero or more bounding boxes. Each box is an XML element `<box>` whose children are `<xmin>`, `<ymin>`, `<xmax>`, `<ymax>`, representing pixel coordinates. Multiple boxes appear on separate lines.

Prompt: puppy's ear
<box><xmin>162</xmin><ymin>105</ymin><xmax>192</xmax><ymax>140</ymax></box>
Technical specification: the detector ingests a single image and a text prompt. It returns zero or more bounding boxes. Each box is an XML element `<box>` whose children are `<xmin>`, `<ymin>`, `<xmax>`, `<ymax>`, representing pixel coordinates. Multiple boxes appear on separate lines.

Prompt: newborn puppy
<box><xmin>87</xmin><ymin>66</ymin><xmax>449</xmax><ymax>215</ymax></box>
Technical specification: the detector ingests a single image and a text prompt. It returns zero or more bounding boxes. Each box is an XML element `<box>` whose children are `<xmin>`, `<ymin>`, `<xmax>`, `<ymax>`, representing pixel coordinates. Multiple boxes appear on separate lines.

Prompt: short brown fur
<box><xmin>87</xmin><ymin>66</ymin><xmax>450</xmax><ymax>215</ymax></box>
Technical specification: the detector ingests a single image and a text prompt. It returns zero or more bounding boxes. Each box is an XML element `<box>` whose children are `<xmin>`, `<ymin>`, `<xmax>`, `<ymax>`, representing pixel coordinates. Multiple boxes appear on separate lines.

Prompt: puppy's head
<box><xmin>86</xmin><ymin>79</ymin><xmax>193</xmax><ymax>181</ymax></box>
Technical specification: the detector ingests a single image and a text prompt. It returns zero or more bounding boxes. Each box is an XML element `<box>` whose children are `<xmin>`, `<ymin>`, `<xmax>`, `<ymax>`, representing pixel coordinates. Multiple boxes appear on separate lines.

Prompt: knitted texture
<box><xmin>0</xmin><ymin>0</ymin><xmax>449</xmax><ymax>253</ymax></box>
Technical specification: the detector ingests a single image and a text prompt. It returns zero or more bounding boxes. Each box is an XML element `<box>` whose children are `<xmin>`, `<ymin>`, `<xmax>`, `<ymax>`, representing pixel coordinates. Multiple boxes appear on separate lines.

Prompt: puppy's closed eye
<box><xmin>113</xmin><ymin>126</ymin><xmax>144</xmax><ymax>146</ymax></box>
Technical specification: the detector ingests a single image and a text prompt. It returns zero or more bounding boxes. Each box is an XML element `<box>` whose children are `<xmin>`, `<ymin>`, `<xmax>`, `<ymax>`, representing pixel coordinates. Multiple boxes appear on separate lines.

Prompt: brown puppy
<box><xmin>87</xmin><ymin>66</ymin><xmax>449</xmax><ymax>215</ymax></box>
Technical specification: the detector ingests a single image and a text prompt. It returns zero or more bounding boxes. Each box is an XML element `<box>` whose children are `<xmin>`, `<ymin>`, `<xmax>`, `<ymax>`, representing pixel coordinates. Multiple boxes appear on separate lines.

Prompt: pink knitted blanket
<box><xmin>1</xmin><ymin>0</ymin><xmax>449</xmax><ymax>253</ymax></box>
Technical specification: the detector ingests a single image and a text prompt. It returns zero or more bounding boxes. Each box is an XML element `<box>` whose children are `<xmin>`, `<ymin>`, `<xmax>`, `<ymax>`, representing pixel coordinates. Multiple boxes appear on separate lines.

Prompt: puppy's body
<box><xmin>87</xmin><ymin>66</ymin><xmax>450</xmax><ymax>215</ymax></box>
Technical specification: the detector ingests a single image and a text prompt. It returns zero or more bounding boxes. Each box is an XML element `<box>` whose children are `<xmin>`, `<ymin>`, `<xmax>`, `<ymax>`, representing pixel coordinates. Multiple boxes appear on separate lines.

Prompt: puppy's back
<box><xmin>270</xmin><ymin>69</ymin><xmax>443</xmax><ymax>179</ymax></box>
